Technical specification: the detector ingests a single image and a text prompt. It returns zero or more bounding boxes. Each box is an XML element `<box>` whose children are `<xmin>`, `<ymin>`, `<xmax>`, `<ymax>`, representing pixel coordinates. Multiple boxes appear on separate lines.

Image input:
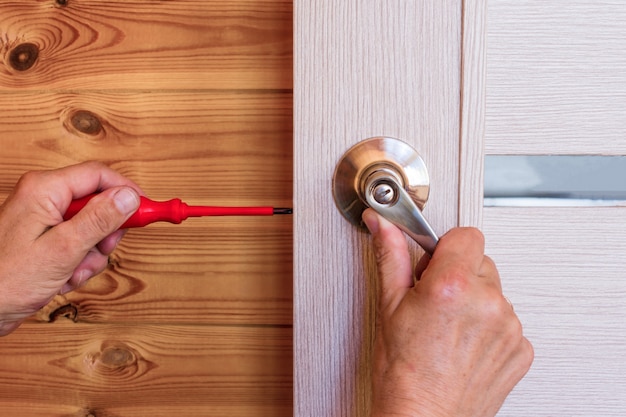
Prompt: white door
<box><xmin>295</xmin><ymin>0</ymin><xmax>626</xmax><ymax>416</ymax></box>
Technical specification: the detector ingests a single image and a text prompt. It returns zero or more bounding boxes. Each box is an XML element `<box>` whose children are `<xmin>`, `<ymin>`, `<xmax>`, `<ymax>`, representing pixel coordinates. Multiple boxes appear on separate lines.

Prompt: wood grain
<box><xmin>0</xmin><ymin>1</ymin><xmax>293</xmax><ymax>415</ymax></box>
<box><xmin>483</xmin><ymin>3</ymin><xmax>626</xmax><ymax>414</ymax></box>
<box><xmin>31</xmin><ymin>220</ymin><xmax>293</xmax><ymax>327</ymax></box>
<box><xmin>0</xmin><ymin>322</ymin><xmax>292</xmax><ymax>417</ymax></box>
<box><xmin>483</xmin><ymin>207</ymin><xmax>626</xmax><ymax>416</ymax></box>
<box><xmin>458</xmin><ymin>0</ymin><xmax>487</xmax><ymax>227</ymax></box>
<box><xmin>486</xmin><ymin>1</ymin><xmax>626</xmax><ymax>155</ymax></box>
<box><xmin>0</xmin><ymin>0</ymin><xmax>292</xmax><ymax>91</ymax></box>
<box><xmin>295</xmin><ymin>1</ymin><xmax>462</xmax><ymax>415</ymax></box>
<box><xmin>0</xmin><ymin>92</ymin><xmax>293</xmax><ymax>205</ymax></box>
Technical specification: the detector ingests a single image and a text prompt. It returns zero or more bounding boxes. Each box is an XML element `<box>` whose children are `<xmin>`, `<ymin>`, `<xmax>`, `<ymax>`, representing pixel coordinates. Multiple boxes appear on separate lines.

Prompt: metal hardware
<box><xmin>372</xmin><ymin>182</ymin><xmax>396</xmax><ymax>205</ymax></box>
<box><xmin>332</xmin><ymin>137</ymin><xmax>439</xmax><ymax>254</ymax></box>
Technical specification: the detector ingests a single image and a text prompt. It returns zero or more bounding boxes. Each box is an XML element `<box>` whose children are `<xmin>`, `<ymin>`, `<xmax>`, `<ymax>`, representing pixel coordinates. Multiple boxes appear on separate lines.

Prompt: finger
<box><xmin>37</xmin><ymin>161</ymin><xmax>144</xmax><ymax>213</ymax></box>
<box><xmin>480</xmin><ymin>255</ymin><xmax>502</xmax><ymax>292</ymax></box>
<box><xmin>6</xmin><ymin>162</ymin><xmax>144</xmax><ymax>232</ymax></box>
<box><xmin>60</xmin><ymin>247</ymin><xmax>110</xmax><ymax>294</ymax></box>
<box><xmin>42</xmin><ymin>186</ymin><xmax>140</xmax><ymax>267</ymax></box>
<box><xmin>422</xmin><ymin>228</ymin><xmax>487</xmax><ymax>286</ymax></box>
<box><xmin>96</xmin><ymin>229</ymin><xmax>127</xmax><ymax>256</ymax></box>
<box><xmin>414</xmin><ymin>253</ymin><xmax>431</xmax><ymax>281</ymax></box>
<box><xmin>362</xmin><ymin>208</ymin><xmax>413</xmax><ymax>317</ymax></box>
<box><xmin>433</xmin><ymin>227</ymin><xmax>486</xmax><ymax>270</ymax></box>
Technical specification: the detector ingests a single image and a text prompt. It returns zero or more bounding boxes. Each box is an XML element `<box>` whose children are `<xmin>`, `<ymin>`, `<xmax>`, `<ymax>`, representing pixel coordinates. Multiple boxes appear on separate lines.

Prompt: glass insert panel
<box><xmin>484</xmin><ymin>156</ymin><xmax>626</xmax><ymax>207</ymax></box>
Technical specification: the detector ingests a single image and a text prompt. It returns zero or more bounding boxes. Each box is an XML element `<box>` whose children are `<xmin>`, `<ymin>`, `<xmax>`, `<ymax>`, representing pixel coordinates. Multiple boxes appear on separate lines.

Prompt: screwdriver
<box><xmin>63</xmin><ymin>194</ymin><xmax>293</xmax><ymax>229</ymax></box>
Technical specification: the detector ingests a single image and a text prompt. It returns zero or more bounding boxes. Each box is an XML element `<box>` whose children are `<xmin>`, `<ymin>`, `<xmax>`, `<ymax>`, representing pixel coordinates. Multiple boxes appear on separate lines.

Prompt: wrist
<box><xmin>371</xmin><ymin>366</ymin><xmax>453</xmax><ymax>417</ymax></box>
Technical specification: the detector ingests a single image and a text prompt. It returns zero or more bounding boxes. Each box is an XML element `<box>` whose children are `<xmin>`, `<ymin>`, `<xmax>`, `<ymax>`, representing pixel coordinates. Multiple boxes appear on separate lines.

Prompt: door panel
<box><xmin>485</xmin><ymin>1</ymin><xmax>626</xmax><ymax>415</ymax></box>
<box><xmin>484</xmin><ymin>207</ymin><xmax>626</xmax><ymax>415</ymax></box>
<box><xmin>486</xmin><ymin>1</ymin><xmax>626</xmax><ymax>155</ymax></box>
<box><xmin>295</xmin><ymin>1</ymin><xmax>464</xmax><ymax>415</ymax></box>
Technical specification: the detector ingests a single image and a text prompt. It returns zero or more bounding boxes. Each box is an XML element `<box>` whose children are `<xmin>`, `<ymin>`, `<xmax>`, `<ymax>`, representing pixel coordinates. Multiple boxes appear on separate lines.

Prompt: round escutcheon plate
<box><xmin>332</xmin><ymin>137</ymin><xmax>431</xmax><ymax>229</ymax></box>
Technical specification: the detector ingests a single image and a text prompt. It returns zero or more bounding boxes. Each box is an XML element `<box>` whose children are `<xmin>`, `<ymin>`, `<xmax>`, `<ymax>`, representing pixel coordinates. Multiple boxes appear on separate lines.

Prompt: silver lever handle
<box><xmin>363</xmin><ymin>172</ymin><xmax>439</xmax><ymax>255</ymax></box>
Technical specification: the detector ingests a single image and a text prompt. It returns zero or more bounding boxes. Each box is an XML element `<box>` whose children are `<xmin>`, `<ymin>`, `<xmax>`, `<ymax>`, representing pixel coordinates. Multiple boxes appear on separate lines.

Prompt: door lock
<box><xmin>332</xmin><ymin>137</ymin><xmax>439</xmax><ymax>255</ymax></box>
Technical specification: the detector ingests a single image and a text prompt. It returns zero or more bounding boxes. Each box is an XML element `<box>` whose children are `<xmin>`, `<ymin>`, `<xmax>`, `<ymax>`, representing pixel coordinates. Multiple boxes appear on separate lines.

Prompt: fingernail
<box><xmin>59</xmin><ymin>283</ymin><xmax>73</xmax><ymax>295</ymax></box>
<box><xmin>113</xmin><ymin>188</ymin><xmax>139</xmax><ymax>215</ymax></box>
<box><xmin>76</xmin><ymin>269</ymin><xmax>93</xmax><ymax>287</ymax></box>
<box><xmin>362</xmin><ymin>209</ymin><xmax>379</xmax><ymax>234</ymax></box>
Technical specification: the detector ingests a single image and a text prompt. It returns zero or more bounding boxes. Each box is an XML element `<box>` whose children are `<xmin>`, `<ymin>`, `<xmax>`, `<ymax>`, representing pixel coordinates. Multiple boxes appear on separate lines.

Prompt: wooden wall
<box><xmin>0</xmin><ymin>1</ymin><xmax>293</xmax><ymax>416</ymax></box>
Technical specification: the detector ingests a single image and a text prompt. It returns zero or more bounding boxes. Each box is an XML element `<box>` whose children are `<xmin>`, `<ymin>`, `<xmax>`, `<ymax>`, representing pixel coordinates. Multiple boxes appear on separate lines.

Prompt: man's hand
<box><xmin>0</xmin><ymin>162</ymin><xmax>142</xmax><ymax>335</ymax></box>
<box><xmin>363</xmin><ymin>208</ymin><xmax>534</xmax><ymax>417</ymax></box>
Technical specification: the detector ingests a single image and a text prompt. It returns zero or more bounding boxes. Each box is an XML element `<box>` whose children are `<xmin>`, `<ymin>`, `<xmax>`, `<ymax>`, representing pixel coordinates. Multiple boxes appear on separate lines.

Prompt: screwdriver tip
<box><xmin>273</xmin><ymin>208</ymin><xmax>293</xmax><ymax>215</ymax></box>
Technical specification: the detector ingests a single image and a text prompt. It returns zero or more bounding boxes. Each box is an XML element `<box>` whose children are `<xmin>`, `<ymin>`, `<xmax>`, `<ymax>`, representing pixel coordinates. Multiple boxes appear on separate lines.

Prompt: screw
<box><xmin>372</xmin><ymin>182</ymin><xmax>396</xmax><ymax>205</ymax></box>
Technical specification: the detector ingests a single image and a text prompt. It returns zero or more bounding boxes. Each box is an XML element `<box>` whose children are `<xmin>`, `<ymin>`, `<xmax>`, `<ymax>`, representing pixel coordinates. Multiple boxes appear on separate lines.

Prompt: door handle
<box><xmin>332</xmin><ymin>137</ymin><xmax>439</xmax><ymax>255</ymax></box>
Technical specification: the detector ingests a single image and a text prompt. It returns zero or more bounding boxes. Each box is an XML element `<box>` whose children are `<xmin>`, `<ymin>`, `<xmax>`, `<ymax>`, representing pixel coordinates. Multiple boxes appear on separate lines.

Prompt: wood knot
<box><xmin>70</xmin><ymin>110</ymin><xmax>103</xmax><ymax>136</ymax></box>
<box><xmin>84</xmin><ymin>341</ymin><xmax>157</xmax><ymax>381</ymax></box>
<box><xmin>56</xmin><ymin>0</ymin><xmax>69</xmax><ymax>6</ymax></box>
<box><xmin>49</xmin><ymin>303</ymin><xmax>78</xmax><ymax>323</ymax></box>
<box><xmin>99</xmin><ymin>345</ymin><xmax>135</xmax><ymax>368</ymax></box>
<box><xmin>8</xmin><ymin>43</ymin><xmax>39</xmax><ymax>71</ymax></box>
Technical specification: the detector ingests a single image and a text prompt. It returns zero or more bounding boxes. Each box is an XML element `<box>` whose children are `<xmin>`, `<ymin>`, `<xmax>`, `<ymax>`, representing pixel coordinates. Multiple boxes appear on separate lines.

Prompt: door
<box><xmin>294</xmin><ymin>0</ymin><xmax>483</xmax><ymax>415</ymax></box>
<box><xmin>295</xmin><ymin>0</ymin><xmax>626</xmax><ymax>416</ymax></box>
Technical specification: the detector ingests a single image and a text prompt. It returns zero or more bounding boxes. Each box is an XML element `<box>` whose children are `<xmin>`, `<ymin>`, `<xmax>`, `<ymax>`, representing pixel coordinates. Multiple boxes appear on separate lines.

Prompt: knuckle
<box><xmin>80</xmin><ymin>160</ymin><xmax>106</xmax><ymax>171</ymax></box>
<box><xmin>480</xmin><ymin>255</ymin><xmax>501</xmax><ymax>280</ymax></box>
<box><xmin>14</xmin><ymin>170</ymin><xmax>43</xmax><ymax>195</ymax></box>
<box><xmin>521</xmin><ymin>337</ymin><xmax>535</xmax><ymax>366</ymax></box>
<box><xmin>425</xmin><ymin>265</ymin><xmax>472</xmax><ymax>306</ymax></box>
<box><xmin>480</xmin><ymin>289</ymin><xmax>513</xmax><ymax>324</ymax></box>
<box><xmin>12</xmin><ymin>171</ymin><xmax>63</xmax><ymax>219</ymax></box>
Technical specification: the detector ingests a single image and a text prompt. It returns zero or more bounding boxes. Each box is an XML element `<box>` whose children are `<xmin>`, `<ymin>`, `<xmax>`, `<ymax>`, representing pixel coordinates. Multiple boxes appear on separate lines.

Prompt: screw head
<box><xmin>372</xmin><ymin>182</ymin><xmax>396</xmax><ymax>205</ymax></box>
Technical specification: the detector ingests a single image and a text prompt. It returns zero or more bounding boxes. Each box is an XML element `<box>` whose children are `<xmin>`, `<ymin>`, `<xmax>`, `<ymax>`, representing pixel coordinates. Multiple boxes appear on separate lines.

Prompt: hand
<box><xmin>0</xmin><ymin>161</ymin><xmax>142</xmax><ymax>335</ymax></box>
<box><xmin>362</xmin><ymin>209</ymin><xmax>534</xmax><ymax>417</ymax></box>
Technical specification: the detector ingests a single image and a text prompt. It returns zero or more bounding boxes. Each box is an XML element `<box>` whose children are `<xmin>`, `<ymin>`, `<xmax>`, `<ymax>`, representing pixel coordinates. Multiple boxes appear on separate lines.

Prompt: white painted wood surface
<box><xmin>485</xmin><ymin>1</ymin><xmax>626</xmax><ymax>415</ymax></box>
<box><xmin>484</xmin><ymin>207</ymin><xmax>626</xmax><ymax>416</ymax></box>
<box><xmin>459</xmin><ymin>0</ymin><xmax>487</xmax><ymax>227</ymax></box>
<box><xmin>486</xmin><ymin>0</ymin><xmax>626</xmax><ymax>155</ymax></box>
<box><xmin>294</xmin><ymin>1</ymin><xmax>462</xmax><ymax>415</ymax></box>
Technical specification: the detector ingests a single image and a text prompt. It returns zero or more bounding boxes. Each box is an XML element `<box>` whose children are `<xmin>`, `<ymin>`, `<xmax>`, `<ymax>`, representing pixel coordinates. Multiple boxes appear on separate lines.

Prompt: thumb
<box><xmin>362</xmin><ymin>208</ymin><xmax>413</xmax><ymax>317</ymax></box>
<box><xmin>45</xmin><ymin>187</ymin><xmax>140</xmax><ymax>263</ymax></box>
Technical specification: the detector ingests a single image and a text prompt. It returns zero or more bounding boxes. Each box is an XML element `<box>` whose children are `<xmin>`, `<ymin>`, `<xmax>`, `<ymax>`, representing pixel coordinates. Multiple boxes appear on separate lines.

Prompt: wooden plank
<box><xmin>0</xmin><ymin>0</ymin><xmax>292</xmax><ymax>91</ymax></box>
<box><xmin>0</xmin><ymin>322</ymin><xmax>292</xmax><ymax>416</ymax></box>
<box><xmin>483</xmin><ymin>206</ymin><xmax>626</xmax><ymax>416</ymax></box>
<box><xmin>0</xmin><ymin>92</ymin><xmax>293</xmax><ymax>205</ymax></box>
<box><xmin>294</xmin><ymin>1</ymin><xmax>462</xmax><ymax>415</ymax></box>
<box><xmin>34</xmin><ymin>220</ymin><xmax>292</xmax><ymax>326</ymax></box>
<box><xmin>486</xmin><ymin>1</ymin><xmax>626</xmax><ymax>155</ymax></box>
<box><xmin>458</xmin><ymin>0</ymin><xmax>487</xmax><ymax>227</ymax></box>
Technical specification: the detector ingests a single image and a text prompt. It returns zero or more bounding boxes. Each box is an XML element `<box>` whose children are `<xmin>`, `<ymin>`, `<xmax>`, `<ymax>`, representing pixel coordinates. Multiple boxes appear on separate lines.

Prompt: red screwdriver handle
<box><xmin>63</xmin><ymin>194</ymin><xmax>281</xmax><ymax>229</ymax></box>
<box><xmin>64</xmin><ymin>195</ymin><xmax>186</xmax><ymax>228</ymax></box>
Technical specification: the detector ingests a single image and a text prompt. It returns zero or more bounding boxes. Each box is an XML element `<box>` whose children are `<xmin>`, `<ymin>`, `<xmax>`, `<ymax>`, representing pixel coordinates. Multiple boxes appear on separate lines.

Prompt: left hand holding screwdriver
<box><xmin>0</xmin><ymin>161</ymin><xmax>142</xmax><ymax>336</ymax></box>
